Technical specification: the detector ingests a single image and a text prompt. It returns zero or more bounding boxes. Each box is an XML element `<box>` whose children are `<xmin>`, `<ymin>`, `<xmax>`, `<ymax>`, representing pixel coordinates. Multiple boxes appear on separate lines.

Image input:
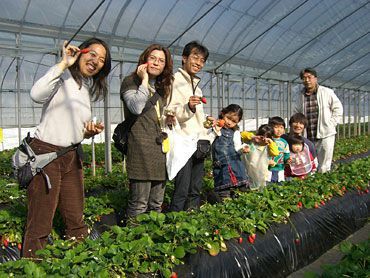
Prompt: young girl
<box><xmin>285</xmin><ymin>135</ymin><xmax>317</xmax><ymax>180</ymax></box>
<box><xmin>241</xmin><ymin>124</ymin><xmax>279</xmax><ymax>190</ymax></box>
<box><xmin>212</xmin><ymin>104</ymin><xmax>250</xmax><ymax>199</ymax></box>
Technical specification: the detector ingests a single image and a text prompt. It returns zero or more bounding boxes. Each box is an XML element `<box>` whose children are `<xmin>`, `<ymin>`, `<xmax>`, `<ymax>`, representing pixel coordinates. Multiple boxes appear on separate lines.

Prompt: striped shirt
<box><xmin>304</xmin><ymin>90</ymin><xmax>319</xmax><ymax>141</ymax></box>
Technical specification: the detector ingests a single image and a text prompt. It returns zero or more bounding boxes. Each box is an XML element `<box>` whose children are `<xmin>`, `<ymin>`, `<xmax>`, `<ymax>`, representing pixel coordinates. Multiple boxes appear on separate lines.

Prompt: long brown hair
<box><xmin>134</xmin><ymin>44</ymin><xmax>173</xmax><ymax>99</ymax></box>
<box><xmin>69</xmin><ymin>38</ymin><xmax>112</xmax><ymax>101</ymax></box>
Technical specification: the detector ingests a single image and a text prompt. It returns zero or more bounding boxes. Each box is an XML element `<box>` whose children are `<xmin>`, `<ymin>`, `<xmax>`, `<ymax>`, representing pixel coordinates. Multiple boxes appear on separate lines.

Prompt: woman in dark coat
<box><xmin>120</xmin><ymin>44</ymin><xmax>173</xmax><ymax>218</ymax></box>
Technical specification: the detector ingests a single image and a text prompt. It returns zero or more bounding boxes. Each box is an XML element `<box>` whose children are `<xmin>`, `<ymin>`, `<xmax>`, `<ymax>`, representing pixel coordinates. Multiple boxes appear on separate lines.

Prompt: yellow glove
<box><xmin>268</xmin><ymin>141</ymin><xmax>279</xmax><ymax>157</ymax></box>
<box><xmin>240</xmin><ymin>131</ymin><xmax>254</xmax><ymax>142</ymax></box>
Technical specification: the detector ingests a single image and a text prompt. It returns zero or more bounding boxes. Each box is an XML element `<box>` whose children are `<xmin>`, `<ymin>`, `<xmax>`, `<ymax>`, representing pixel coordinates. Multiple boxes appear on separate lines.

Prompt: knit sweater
<box><xmin>30</xmin><ymin>65</ymin><xmax>93</xmax><ymax>147</ymax></box>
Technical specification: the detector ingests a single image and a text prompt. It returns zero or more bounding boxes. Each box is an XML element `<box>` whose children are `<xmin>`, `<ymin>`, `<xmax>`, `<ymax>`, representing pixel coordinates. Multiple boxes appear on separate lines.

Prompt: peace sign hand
<box><xmin>58</xmin><ymin>41</ymin><xmax>81</xmax><ymax>70</ymax></box>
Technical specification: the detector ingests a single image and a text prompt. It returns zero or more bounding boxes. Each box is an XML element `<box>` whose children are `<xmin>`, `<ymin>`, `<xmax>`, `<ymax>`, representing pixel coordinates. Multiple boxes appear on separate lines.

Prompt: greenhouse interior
<box><xmin>0</xmin><ymin>0</ymin><xmax>369</xmax><ymax>277</ymax></box>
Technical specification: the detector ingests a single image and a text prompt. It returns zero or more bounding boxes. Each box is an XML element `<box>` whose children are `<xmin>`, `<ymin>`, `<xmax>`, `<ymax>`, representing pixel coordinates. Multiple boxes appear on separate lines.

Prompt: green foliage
<box><xmin>334</xmin><ymin>135</ymin><xmax>369</xmax><ymax>161</ymax></box>
<box><xmin>0</xmin><ymin>137</ymin><xmax>369</xmax><ymax>277</ymax></box>
<box><xmin>305</xmin><ymin>240</ymin><xmax>370</xmax><ymax>278</ymax></box>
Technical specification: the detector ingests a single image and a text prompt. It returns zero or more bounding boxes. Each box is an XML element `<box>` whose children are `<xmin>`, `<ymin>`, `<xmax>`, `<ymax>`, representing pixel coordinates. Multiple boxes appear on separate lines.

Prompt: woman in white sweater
<box><xmin>23</xmin><ymin>38</ymin><xmax>111</xmax><ymax>258</ymax></box>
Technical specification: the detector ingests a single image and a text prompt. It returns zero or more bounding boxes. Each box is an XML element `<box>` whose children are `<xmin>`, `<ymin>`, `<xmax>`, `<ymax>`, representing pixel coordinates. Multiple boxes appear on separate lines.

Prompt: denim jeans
<box><xmin>126</xmin><ymin>180</ymin><xmax>166</xmax><ymax>218</ymax></box>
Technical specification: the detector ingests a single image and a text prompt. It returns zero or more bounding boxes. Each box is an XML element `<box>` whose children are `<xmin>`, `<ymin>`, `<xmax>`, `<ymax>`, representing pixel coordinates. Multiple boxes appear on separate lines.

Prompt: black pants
<box><xmin>169</xmin><ymin>153</ymin><xmax>205</xmax><ymax>212</ymax></box>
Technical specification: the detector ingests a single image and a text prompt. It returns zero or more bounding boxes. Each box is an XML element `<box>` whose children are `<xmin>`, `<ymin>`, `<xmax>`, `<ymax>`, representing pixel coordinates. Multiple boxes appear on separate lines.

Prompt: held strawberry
<box><xmin>217</xmin><ymin>119</ymin><xmax>225</xmax><ymax>127</ymax></box>
<box><xmin>79</xmin><ymin>48</ymin><xmax>90</xmax><ymax>54</ymax></box>
<box><xmin>201</xmin><ymin>97</ymin><xmax>207</xmax><ymax>104</ymax></box>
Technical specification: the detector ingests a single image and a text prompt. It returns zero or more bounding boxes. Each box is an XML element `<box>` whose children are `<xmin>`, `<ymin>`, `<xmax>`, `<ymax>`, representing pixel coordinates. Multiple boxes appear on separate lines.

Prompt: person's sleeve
<box><xmin>167</xmin><ymin>88</ymin><xmax>195</xmax><ymax>123</ymax></box>
<box><xmin>233</xmin><ymin>130</ymin><xmax>248</xmax><ymax>153</ymax></box>
<box><xmin>240</xmin><ymin>131</ymin><xmax>254</xmax><ymax>143</ymax></box>
<box><xmin>293</xmin><ymin>92</ymin><xmax>304</xmax><ymax>114</ymax></box>
<box><xmin>30</xmin><ymin>65</ymin><xmax>64</xmax><ymax>104</ymax></box>
<box><xmin>311</xmin><ymin>152</ymin><xmax>318</xmax><ymax>173</ymax></box>
<box><xmin>121</xmin><ymin>85</ymin><xmax>150</xmax><ymax>115</ymax></box>
<box><xmin>330</xmin><ymin>91</ymin><xmax>343</xmax><ymax>126</ymax></box>
<box><xmin>206</xmin><ymin>128</ymin><xmax>220</xmax><ymax>144</ymax></box>
<box><xmin>306</xmin><ymin>139</ymin><xmax>317</xmax><ymax>158</ymax></box>
<box><xmin>283</xmin><ymin>144</ymin><xmax>290</xmax><ymax>162</ymax></box>
<box><xmin>268</xmin><ymin>141</ymin><xmax>280</xmax><ymax>157</ymax></box>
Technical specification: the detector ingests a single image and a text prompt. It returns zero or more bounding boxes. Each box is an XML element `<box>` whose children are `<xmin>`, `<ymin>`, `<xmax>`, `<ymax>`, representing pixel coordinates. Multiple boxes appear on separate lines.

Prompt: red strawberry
<box><xmin>201</xmin><ymin>97</ymin><xmax>207</xmax><ymax>104</ymax></box>
<box><xmin>314</xmin><ymin>203</ymin><xmax>319</xmax><ymax>208</ymax></box>
<box><xmin>297</xmin><ymin>201</ymin><xmax>303</xmax><ymax>208</ymax></box>
<box><xmin>17</xmin><ymin>243</ymin><xmax>22</xmax><ymax>250</ymax></box>
<box><xmin>238</xmin><ymin>237</ymin><xmax>243</xmax><ymax>244</ymax></box>
<box><xmin>3</xmin><ymin>239</ymin><xmax>8</xmax><ymax>247</ymax></box>
<box><xmin>170</xmin><ymin>272</ymin><xmax>178</xmax><ymax>278</ymax></box>
<box><xmin>320</xmin><ymin>200</ymin><xmax>325</xmax><ymax>206</ymax></box>
<box><xmin>342</xmin><ymin>186</ymin><xmax>346</xmax><ymax>191</ymax></box>
<box><xmin>251</xmin><ymin>233</ymin><xmax>256</xmax><ymax>240</ymax></box>
<box><xmin>215</xmin><ymin>229</ymin><xmax>219</xmax><ymax>235</ymax></box>
<box><xmin>79</xmin><ymin>48</ymin><xmax>90</xmax><ymax>54</ymax></box>
<box><xmin>248</xmin><ymin>235</ymin><xmax>255</xmax><ymax>244</ymax></box>
<box><xmin>365</xmin><ymin>189</ymin><xmax>369</xmax><ymax>194</ymax></box>
<box><xmin>217</xmin><ymin>119</ymin><xmax>225</xmax><ymax>127</ymax></box>
<box><xmin>294</xmin><ymin>238</ymin><xmax>300</xmax><ymax>245</ymax></box>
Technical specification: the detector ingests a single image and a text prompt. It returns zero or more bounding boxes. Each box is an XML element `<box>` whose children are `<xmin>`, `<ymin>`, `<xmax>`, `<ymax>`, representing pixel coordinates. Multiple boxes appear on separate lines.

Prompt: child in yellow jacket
<box><xmin>241</xmin><ymin>124</ymin><xmax>279</xmax><ymax>190</ymax></box>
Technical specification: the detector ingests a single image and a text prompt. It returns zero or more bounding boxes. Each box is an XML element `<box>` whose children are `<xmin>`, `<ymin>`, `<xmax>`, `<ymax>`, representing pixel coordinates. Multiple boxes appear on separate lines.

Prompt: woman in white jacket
<box><xmin>294</xmin><ymin>68</ymin><xmax>343</xmax><ymax>173</ymax></box>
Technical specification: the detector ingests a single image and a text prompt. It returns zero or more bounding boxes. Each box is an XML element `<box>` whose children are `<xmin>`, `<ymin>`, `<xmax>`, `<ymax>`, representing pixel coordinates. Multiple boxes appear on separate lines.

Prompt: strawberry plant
<box><xmin>305</xmin><ymin>240</ymin><xmax>369</xmax><ymax>277</ymax></box>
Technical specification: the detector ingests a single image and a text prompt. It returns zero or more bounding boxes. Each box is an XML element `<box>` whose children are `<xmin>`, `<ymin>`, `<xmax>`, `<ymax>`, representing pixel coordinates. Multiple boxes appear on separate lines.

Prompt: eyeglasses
<box><xmin>86</xmin><ymin>50</ymin><xmax>105</xmax><ymax>64</ymax></box>
<box><xmin>148</xmin><ymin>55</ymin><xmax>166</xmax><ymax>65</ymax></box>
<box><xmin>189</xmin><ymin>54</ymin><xmax>205</xmax><ymax>64</ymax></box>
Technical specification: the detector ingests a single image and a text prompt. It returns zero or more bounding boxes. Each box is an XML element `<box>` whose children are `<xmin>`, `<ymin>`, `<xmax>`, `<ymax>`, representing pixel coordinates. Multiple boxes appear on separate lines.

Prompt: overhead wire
<box><xmin>291</xmin><ymin>30</ymin><xmax>370</xmax><ymax>82</ymax></box>
<box><xmin>257</xmin><ymin>1</ymin><xmax>370</xmax><ymax>78</ymax></box>
<box><xmin>167</xmin><ymin>0</ymin><xmax>223</xmax><ymax>48</ymax></box>
<box><xmin>212</xmin><ymin>0</ymin><xmax>310</xmax><ymax>72</ymax></box>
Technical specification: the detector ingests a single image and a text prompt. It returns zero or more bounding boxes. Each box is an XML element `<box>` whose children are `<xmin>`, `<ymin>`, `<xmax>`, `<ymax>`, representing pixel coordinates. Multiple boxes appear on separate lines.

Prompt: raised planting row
<box><xmin>0</xmin><ymin>156</ymin><xmax>368</xmax><ymax>277</ymax></box>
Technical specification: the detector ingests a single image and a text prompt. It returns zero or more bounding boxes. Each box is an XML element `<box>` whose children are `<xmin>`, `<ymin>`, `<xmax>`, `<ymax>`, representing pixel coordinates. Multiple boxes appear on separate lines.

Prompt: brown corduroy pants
<box><xmin>22</xmin><ymin>138</ymin><xmax>88</xmax><ymax>258</ymax></box>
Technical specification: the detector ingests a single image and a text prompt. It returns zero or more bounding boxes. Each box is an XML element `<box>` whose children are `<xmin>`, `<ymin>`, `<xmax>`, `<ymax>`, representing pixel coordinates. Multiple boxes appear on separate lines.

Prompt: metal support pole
<box><xmin>288</xmin><ymin>81</ymin><xmax>292</xmax><ymax>123</ymax></box>
<box><xmin>267</xmin><ymin>82</ymin><xmax>271</xmax><ymax>117</ymax></box>
<box><xmin>342</xmin><ymin>90</ymin><xmax>345</xmax><ymax>139</ymax></box>
<box><xmin>216</xmin><ymin>73</ymin><xmax>221</xmax><ymax>113</ymax></box>
<box><xmin>210</xmin><ymin>72</ymin><xmax>213</xmax><ymax>118</ymax></box>
<box><xmin>242</xmin><ymin>77</ymin><xmax>245</xmax><ymax>130</ymax></box>
<box><xmin>104</xmin><ymin>86</ymin><xmax>112</xmax><ymax>174</ymax></box>
<box><xmin>279</xmin><ymin>82</ymin><xmax>283</xmax><ymax>116</ymax></box>
<box><xmin>368</xmin><ymin>92</ymin><xmax>370</xmax><ymax>135</ymax></box>
<box><xmin>221</xmin><ymin>73</ymin><xmax>225</xmax><ymax>109</ymax></box>
<box><xmin>353</xmin><ymin>91</ymin><xmax>357</xmax><ymax>136</ymax></box>
<box><xmin>357</xmin><ymin>91</ymin><xmax>361</xmax><ymax>136</ymax></box>
<box><xmin>16</xmin><ymin>57</ymin><xmax>21</xmax><ymax>145</ymax></box>
<box><xmin>348</xmin><ymin>92</ymin><xmax>351</xmax><ymax>138</ymax></box>
<box><xmin>119</xmin><ymin>61</ymin><xmax>125</xmax><ymax>173</ymax></box>
<box><xmin>255</xmin><ymin>78</ymin><xmax>259</xmax><ymax>130</ymax></box>
<box><xmin>226</xmin><ymin>74</ymin><xmax>230</xmax><ymax>106</ymax></box>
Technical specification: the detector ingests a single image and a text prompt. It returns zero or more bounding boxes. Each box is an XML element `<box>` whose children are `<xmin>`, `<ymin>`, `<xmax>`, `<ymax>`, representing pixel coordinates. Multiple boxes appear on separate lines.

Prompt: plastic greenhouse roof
<box><xmin>0</xmin><ymin>0</ymin><xmax>370</xmax><ymax>92</ymax></box>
